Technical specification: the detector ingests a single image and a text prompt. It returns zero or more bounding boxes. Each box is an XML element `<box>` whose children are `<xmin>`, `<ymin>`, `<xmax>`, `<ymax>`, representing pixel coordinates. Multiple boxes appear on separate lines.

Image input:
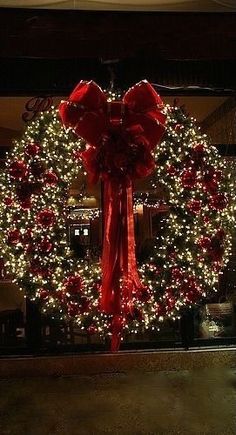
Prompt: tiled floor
<box><xmin>0</xmin><ymin>369</ymin><xmax>235</xmax><ymax>435</ymax></box>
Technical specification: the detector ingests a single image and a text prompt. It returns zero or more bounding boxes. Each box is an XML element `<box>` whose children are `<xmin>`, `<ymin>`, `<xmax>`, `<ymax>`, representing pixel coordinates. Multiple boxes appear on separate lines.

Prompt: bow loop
<box><xmin>59</xmin><ymin>80</ymin><xmax>107</xmax><ymax>147</ymax></box>
<box><xmin>123</xmin><ymin>80</ymin><xmax>164</xmax><ymax>113</ymax></box>
<box><xmin>123</xmin><ymin>80</ymin><xmax>166</xmax><ymax>150</ymax></box>
<box><xmin>69</xmin><ymin>80</ymin><xmax>106</xmax><ymax>110</ymax></box>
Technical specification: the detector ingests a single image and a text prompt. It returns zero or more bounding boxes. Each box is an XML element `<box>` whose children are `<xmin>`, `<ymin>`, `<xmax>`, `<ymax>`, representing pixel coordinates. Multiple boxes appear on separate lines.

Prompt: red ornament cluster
<box><xmin>7</xmin><ymin>143</ymin><xmax>59</xmax><ymax>211</ymax></box>
<box><xmin>9</xmin><ymin>160</ymin><xmax>27</xmax><ymax>180</ymax></box>
<box><xmin>209</xmin><ymin>193</ymin><xmax>228</xmax><ymax>211</ymax></box>
<box><xmin>37</xmin><ymin>209</ymin><xmax>55</xmax><ymax>227</ymax></box>
<box><xmin>5</xmin><ymin>139</ymin><xmax>92</xmax><ymax>324</ymax></box>
<box><xmin>54</xmin><ymin>275</ymin><xmax>90</xmax><ymax>317</ymax></box>
<box><xmin>198</xmin><ymin>229</ymin><xmax>225</xmax><ymax>263</ymax></box>
<box><xmin>181</xmin><ymin>168</ymin><xmax>196</xmax><ymax>189</ymax></box>
<box><xmin>25</xmin><ymin>142</ymin><xmax>41</xmax><ymax>156</ymax></box>
<box><xmin>187</xmin><ymin>199</ymin><xmax>202</xmax><ymax>214</ymax></box>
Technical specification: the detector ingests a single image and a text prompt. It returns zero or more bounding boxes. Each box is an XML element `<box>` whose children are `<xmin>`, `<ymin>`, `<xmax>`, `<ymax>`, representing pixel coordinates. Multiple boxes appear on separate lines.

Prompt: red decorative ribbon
<box><xmin>59</xmin><ymin>80</ymin><xmax>166</xmax><ymax>350</ymax></box>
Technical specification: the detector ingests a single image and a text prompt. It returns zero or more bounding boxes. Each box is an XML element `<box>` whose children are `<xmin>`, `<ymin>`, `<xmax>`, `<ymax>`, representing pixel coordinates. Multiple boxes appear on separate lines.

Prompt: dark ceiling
<box><xmin>0</xmin><ymin>8</ymin><xmax>236</xmax><ymax>94</ymax></box>
<box><xmin>1</xmin><ymin>9</ymin><xmax>236</xmax><ymax>60</ymax></box>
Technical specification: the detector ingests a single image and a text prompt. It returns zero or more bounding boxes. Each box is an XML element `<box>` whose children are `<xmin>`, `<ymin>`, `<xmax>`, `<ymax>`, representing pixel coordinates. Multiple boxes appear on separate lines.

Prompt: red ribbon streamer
<box><xmin>59</xmin><ymin>80</ymin><xmax>166</xmax><ymax>350</ymax></box>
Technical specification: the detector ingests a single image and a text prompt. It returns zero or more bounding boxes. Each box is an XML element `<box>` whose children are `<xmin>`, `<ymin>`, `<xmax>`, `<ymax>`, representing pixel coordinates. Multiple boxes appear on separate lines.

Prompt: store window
<box><xmin>0</xmin><ymin>93</ymin><xmax>235</xmax><ymax>353</ymax></box>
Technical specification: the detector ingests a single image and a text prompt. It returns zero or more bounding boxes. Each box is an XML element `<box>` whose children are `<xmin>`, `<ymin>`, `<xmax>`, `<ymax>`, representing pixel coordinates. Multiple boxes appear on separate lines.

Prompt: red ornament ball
<box><xmin>20</xmin><ymin>199</ymin><xmax>31</xmax><ymax>210</ymax></box>
<box><xmin>7</xmin><ymin>229</ymin><xmax>20</xmax><ymax>245</ymax></box>
<box><xmin>169</xmin><ymin>252</ymin><xmax>177</xmax><ymax>261</ymax></box>
<box><xmin>4</xmin><ymin>197</ymin><xmax>13</xmax><ymax>206</ymax></box>
<box><xmin>44</xmin><ymin>171</ymin><xmax>59</xmax><ymax>185</ymax></box>
<box><xmin>166</xmin><ymin>297</ymin><xmax>176</xmax><ymax>311</ymax></box>
<box><xmin>167</xmin><ymin>164</ymin><xmax>177</xmax><ymax>175</ymax></box>
<box><xmin>64</xmin><ymin>275</ymin><xmax>82</xmax><ymax>295</ymax></box>
<box><xmin>203</xmin><ymin>176</ymin><xmax>218</xmax><ymax>193</ymax></box>
<box><xmin>25</xmin><ymin>143</ymin><xmax>41</xmax><ymax>157</ymax></box>
<box><xmin>79</xmin><ymin>296</ymin><xmax>90</xmax><ymax>313</ymax></box>
<box><xmin>16</xmin><ymin>181</ymin><xmax>42</xmax><ymax>202</ymax></box>
<box><xmin>187</xmin><ymin>199</ymin><xmax>201</xmax><ymax>214</ymax></box>
<box><xmin>25</xmin><ymin>244</ymin><xmax>34</xmax><ymax>255</ymax></box>
<box><xmin>181</xmin><ymin>169</ymin><xmax>196</xmax><ymax>189</ymax></box>
<box><xmin>209</xmin><ymin>193</ymin><xmax>228</xmax><ymax>210</ymax></box>
<box><xmin>9</xmin><ymin>160</ymin><xmax>27</xmax><ymax>180</ymax></box>
<box><xmin>209</xmin><ymin>248</ymin><xmax>224</xmax><ymax>263</ymax></box>
<box><xmin>198</xmin><ymin>236</ymin><xmax>212</xmax><ymax>249</ymax></box>
<box><xmin>38</xmin><ymin>289</ymin><xmax>50</xmax><ymax>300</ymax></box>
<box><xmin>203</xmin><ymin>216</ymin><xmax>210</xmax><ymax>224</ymax></box>
<box><xmin>67</xmin><ymin>303</ymin><xmax>79</xmax><ymax>317</ymax></box>
<box><xmin>29</xmin><ymin>259</ymin><xmax>51</xmax><ymax>277</ymax></box>
<box><xmin>38</xmin><ymin>237</ymin><xmax>53</xmax><ymax>254</ymax></box>
<box><xmin>171</xmin><ymin>267</ymin><xmax>183</xmax><ymax>281</ymax></box>
<box><xmin>37</xmin><ymin>209</ymin><xmax>55</xmax><ymax>227</ymax></box>
<box><xmin>193</xmin><ymin>143</ymin><xmax>205</xmax><ymax>154</ymax></box>
<box><xmin>55</xmin><ymin>290</ymin><xmax>67</xmax><ymax>303</ymax></box>
<box><xmin>185</xmin><ymin>289</ymin><xmax>201</xmax><ymax>304</ymax></box>
<box><xmin>156</xmin><ymin>303</ymin><xmax>166</xmax><ymax>317</ymax></box>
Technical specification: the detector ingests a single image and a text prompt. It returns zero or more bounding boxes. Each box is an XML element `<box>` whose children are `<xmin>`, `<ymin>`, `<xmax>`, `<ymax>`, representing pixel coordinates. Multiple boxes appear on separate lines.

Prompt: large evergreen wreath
<box><xmin>0</xmin><ymin>99</ymin><xmax>234</xmax><ymax>341</ymax></box>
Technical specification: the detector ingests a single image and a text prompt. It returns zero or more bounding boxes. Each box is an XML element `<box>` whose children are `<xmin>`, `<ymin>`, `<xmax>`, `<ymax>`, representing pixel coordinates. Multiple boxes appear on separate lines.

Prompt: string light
<box><xmin>69</xmin><ymin>207</ymin><xmax>100</xmax><ymax>221</ymax></box>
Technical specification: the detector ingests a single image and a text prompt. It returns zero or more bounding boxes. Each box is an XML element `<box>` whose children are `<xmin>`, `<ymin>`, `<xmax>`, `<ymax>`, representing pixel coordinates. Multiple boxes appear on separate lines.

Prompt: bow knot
<box><xmin>107</xmin><ymin>101</ymin><xmax>126</xmax><ymax>126</ymax></box>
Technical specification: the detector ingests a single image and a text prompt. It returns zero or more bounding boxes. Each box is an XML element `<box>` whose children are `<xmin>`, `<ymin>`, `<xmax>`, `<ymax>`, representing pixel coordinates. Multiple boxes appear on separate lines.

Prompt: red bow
<box><xmin>59</xmin><ymin>80</ymin><xmax>166</xmax><ymax>350</ymax></box>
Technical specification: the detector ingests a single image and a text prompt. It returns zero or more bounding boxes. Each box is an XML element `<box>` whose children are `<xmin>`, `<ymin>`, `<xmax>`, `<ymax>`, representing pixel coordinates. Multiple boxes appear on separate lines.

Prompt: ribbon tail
<box><xmin>122</xmin><ymin>179</ymin><xmax>144</xmax><ymax>304</ymax></box>
<box><xmin>101</xmin><ymin>178</ymin><xmax>143</xmax><ymax>351</ymax></box>
<box><xmin>101</xmin><ymin>179</ymin><xmax>122</xmax><ymax>314</ymax></box>
<box><xmin>111</xmin><ymin>314</ymin><xmax>123</xmax><ymax>352</ymax></box>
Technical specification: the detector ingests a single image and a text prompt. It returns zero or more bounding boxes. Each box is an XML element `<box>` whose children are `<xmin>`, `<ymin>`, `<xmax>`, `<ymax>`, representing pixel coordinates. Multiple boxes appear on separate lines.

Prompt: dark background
<box><xmin>0</xmin><ymin>8</ymin><xmax>236</xmax><ymax>95</ymax></box>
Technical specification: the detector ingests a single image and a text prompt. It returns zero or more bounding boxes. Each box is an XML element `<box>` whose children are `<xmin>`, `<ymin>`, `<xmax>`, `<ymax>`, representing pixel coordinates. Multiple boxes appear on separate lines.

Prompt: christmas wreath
<box><xmin>0</xmin><ymin>80</ymin><xmax>235</xmax><ymax>350</ymax></box>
